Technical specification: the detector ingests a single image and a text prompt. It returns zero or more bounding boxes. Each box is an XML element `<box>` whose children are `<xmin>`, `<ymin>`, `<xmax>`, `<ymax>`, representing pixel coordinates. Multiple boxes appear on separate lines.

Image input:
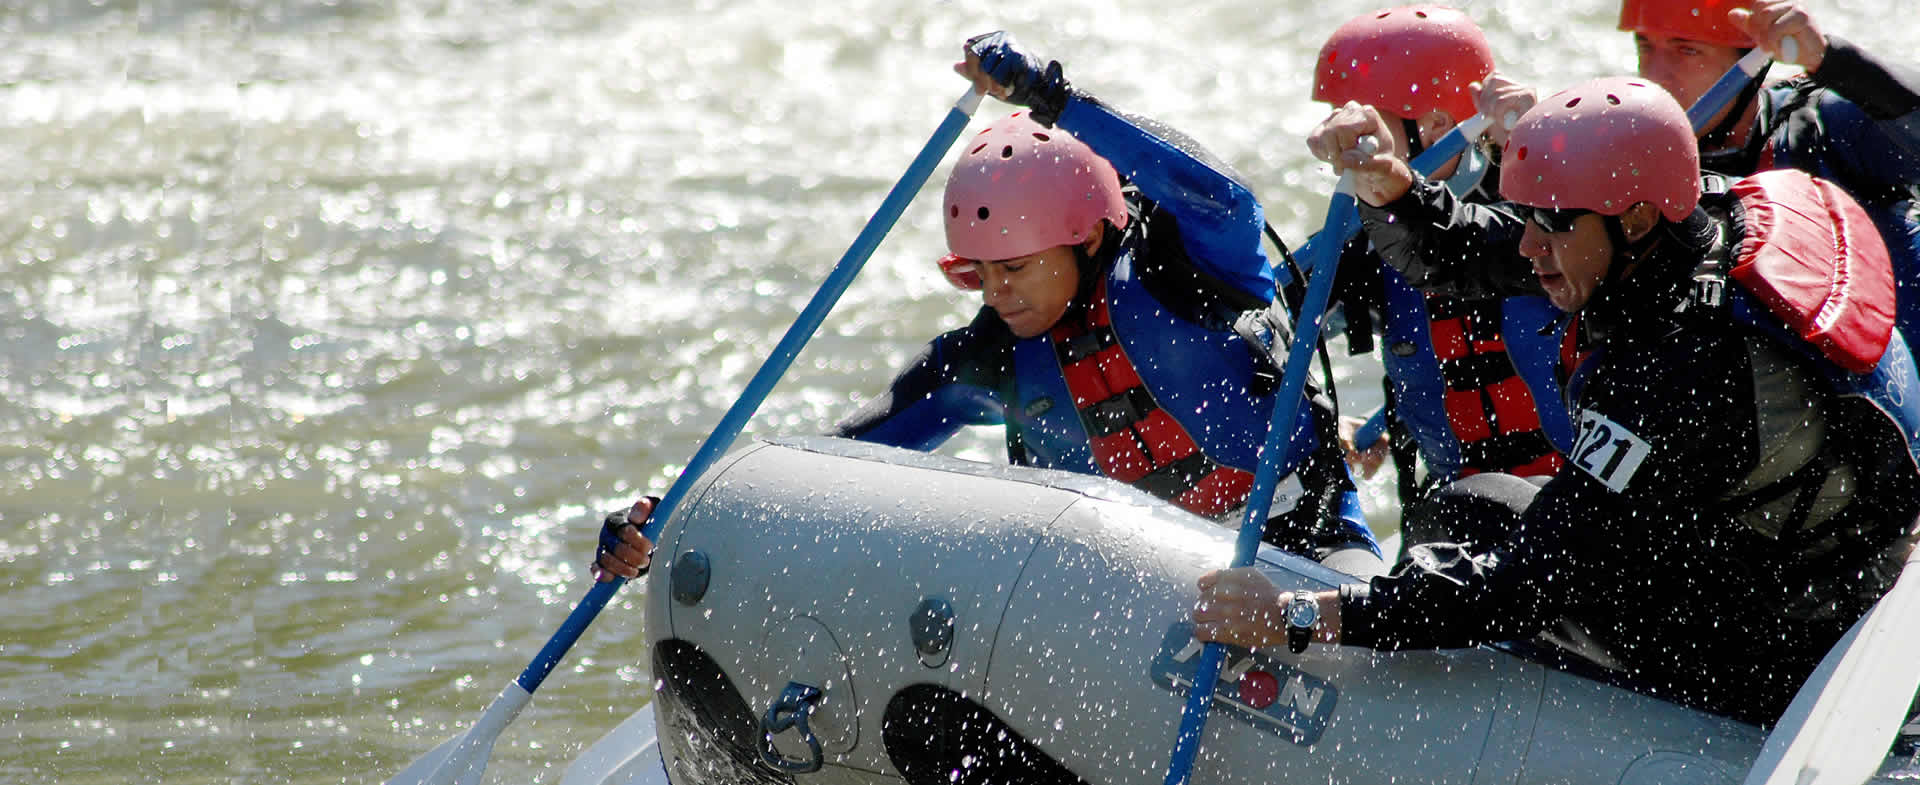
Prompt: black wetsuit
<box><xmin>1335</xmin><ymin>181</ymin><xmax>1920</xmax><ymax>725</ymax></box>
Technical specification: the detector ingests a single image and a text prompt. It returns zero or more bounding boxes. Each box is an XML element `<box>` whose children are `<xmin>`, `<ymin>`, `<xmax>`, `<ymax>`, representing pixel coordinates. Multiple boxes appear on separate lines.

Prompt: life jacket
<box><xmin>1716</xmin><ymin>80</ymin><xmax>1920</xmax><ymax>352</ymax></box>
<box><xmin>1004</xmin><ymin>257</ymin><xmax>1314</xmax><ymax>519</ymax></box>
<box><xmin>1712</xmin><ymin>169</ymin><xmax>1920</xmax><ymax>469</ymax></box>
<box><xmin>1553</xmin><ymin>170</ymin><xmax>1920</xmax><ymax>559</ymax></box>
<box><xmin>1723</xmin><ymin>170</ymin><xmax>1899</xmax><ymax>373</ymax></box>
<box><xmin>1377</xmin><ymin>267</ymin><xmax>1574</xmax><ymax>483</ymax></box>
<box><xmin>1042</xmin><ymin>278</ymin><xmax>1254</xmax><ymax>517</ymax></box>
<box><xmin>1358</xmin><ymin>145</ymin><xmax>1575</xmax><ymax>484</ymax></box>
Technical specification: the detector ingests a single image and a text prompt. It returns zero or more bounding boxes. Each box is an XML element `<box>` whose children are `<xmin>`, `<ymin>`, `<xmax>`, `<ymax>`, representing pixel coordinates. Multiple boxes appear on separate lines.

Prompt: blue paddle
<box><xmin>1687</xmin><ymin>48</ymin><xmax>1774</xmax><ymax>130</ymax></box>
<box><xmin>1161</xmin><ymin>135</ymin><xmax>1382</xmax><ymax>785</ymax></box>
<box><xmin>383</xmin><ymin>85</ymin><xmax>985</xmax><ymax>785</ymax></box>
<box><xmin>1285</xmin><ymin>114</ymin><xmax>1493</xmax><ymax>280</ymax></box>
<box><xmin>1351</xmin><ymin>405</ymin><xmax>1390</xmax><ymax>453</ymax></box>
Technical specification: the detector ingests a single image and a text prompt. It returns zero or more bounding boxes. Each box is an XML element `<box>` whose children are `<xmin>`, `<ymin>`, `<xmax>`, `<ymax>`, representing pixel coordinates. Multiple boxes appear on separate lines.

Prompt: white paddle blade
<box><xmin>1744</xmin><ymin>550</ymin><xmax>1920</xmax><ymax>785</ymax></box>
<box><xmin>561</xmin><ymin>703</ymin><xmax>671</xmax><ymax>785</ymax></box>
<box><xmin>386</xmin><ymin>682</ymin><xmax>533</xmax><ymax>785</ymax></box>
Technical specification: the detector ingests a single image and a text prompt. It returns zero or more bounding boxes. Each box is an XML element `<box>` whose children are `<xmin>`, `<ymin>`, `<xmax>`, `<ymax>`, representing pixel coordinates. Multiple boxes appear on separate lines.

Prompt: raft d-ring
<box><xmin>758</xmin><ymin>681</ymin><xmax>826</xmax><ymax>773</ymax></box>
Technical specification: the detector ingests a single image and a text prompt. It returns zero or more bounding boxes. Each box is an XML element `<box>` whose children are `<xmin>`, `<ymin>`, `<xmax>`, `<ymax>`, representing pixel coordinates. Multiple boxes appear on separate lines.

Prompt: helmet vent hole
<box><xmin>1565</xmin><ymin>97</ymin><xmax>1582</xmax><ymax>108</ymax></box>
<box><xmin>1000</xmin><ymin>145</ymin><xmax>1015</xmax><ymax>159</ymax></box>
<box><xmin>1606</xmin><ymin>93</ymin><xmax>1622</xmax><ymax>105</ymax></box>
<box><xmin>977</xmin><ymin>206</ymin><xmax>990</xmax><ymax>220</ymax></box>
<box><xmin>1515</xmin><ymin>146</ymin><xmax>1529</xmax><ymax>161</ymax></box>
<box><xmin>970</xmin><ymin>143</ymin><xmax>987</xmax><ymax>155</ymax></box>
<box><xmin>1031</xmin><ymin>132</ymin><xmax>1050</xmax><ymax>142</ymax></box>
<box><xmin>949</xmin><ymin>205</ymin><xmax>959</xmax><ymax>218</ymax></box>
<box><xmin>1414</xmin><ymin>10</ymin><xmax>1428</xmax><ymax>18</ymax></box>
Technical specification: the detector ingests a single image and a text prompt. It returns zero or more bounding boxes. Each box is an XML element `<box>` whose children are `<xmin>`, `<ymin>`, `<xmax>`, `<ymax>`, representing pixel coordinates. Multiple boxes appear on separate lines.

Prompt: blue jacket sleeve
<box><xmin>1053</xmin><ymin>95</ymin><xmax>1277</xmax><ymax>304</ymax></box>
<box><xmin>831</xmin><ymin>310</ymin><xmax>1008</xmax><ymax>451</ymax></box>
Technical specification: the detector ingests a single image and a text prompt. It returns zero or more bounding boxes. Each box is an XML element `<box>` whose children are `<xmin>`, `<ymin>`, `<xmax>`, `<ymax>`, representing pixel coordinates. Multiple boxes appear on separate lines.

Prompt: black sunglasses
<box><xmin>1521</xmin><ymin>205</ymin><xmax>1596</xmax><ymax>234</ymax></box>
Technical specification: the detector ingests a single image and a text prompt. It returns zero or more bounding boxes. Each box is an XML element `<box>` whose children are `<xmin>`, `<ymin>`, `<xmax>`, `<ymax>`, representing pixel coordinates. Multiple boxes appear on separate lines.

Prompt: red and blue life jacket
<box><xmin>1007</xmin><ymin>255</ymin><xmax>1317</xmax><ymax>519</ymax></box>
<box><xmin>1377</xmin><ymin>269</ymin><xmax>1575</xmax><ymax>483</ymax></box>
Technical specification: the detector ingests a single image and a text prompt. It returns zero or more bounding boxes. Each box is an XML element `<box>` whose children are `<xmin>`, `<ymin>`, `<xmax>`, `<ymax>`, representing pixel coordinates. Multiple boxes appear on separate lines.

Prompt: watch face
<box><xmin>1287</xmin><ymin>597</ymin><xmax>1318</xmax><ymax>628</ymax></box>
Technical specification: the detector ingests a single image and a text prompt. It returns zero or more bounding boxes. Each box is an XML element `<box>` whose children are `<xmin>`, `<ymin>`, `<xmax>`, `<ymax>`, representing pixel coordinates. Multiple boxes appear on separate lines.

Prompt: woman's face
<box><xmin>979</xmin><ymin>244</ymin><xmax>1082</xmax><ymax>338</ymax></box>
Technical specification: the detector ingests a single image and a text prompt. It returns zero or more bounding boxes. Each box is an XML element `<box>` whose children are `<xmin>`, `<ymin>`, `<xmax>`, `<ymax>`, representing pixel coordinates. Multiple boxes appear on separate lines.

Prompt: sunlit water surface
<box><xmin>0</xmin><ymin>0</ymin><xmax>1907</xmax><ymax>782</ymax></box>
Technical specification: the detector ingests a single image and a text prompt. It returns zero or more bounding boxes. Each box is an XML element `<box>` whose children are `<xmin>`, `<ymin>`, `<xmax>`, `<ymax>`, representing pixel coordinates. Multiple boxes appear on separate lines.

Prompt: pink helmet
<box><xmin>1501</xmin><ymin>76</ymin><xmax>1702</xmax><ymax>222</ymax></box>
<box><xmin>1618</xmin><ymin>0</ymin><xmax>1756</xmax><ymax>49</ymax></box>
<box><xmin>1313</xmin><ymin>5</ymin><xmax>1495</xmax><ymax>123</ymax></box>
<box><xmin>942</xmin><ymin>112</ymin><xmax>1128</xmax><ymax>264</ymax></box>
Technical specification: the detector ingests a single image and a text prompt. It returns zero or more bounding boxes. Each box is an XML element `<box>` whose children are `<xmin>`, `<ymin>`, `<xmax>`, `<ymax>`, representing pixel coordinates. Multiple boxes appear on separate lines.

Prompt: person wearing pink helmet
<box><xmin>1308</xmin><ymin>6</ymin><xmax>1576</xmax><ymax>551</ymax></box>
<box><xmin>1480</xmin><ymin>0</ymin><xmax>1920</xmax><ymax>349</ymax></box>
<box><xmin>1198</xmin><ymin>77</ymin><xmax>1920</xmax><ymax>725</ymax></box>
<box><xmin>595</xmin><ymin>32</ymin><xmax>1389</xmax><ymax>591</ymax></box>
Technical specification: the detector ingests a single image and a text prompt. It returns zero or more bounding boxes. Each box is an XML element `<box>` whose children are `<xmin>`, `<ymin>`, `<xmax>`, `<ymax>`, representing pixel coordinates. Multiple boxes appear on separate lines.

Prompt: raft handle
<box><xmin>758</xmin><ymin>681</ymin><xmax>826</xmax><ymax>773</ymax></box>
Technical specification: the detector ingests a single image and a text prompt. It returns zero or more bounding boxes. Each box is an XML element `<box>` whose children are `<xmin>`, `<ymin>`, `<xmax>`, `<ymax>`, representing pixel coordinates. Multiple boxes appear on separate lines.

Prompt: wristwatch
<box><xmin>1285</xmin><ymin>592</ymin><xmax>1319</xmax><ymax>654</ymax></box>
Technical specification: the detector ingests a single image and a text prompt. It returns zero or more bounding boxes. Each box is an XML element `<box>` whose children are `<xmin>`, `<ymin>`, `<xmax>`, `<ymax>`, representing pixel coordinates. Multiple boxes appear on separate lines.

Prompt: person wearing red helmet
<box><xmin>1197</xmin><ymin>77</ymin><xmax>1920</xmax><ymax>724</ymax></box>
<box><xmin>595</xmin><ymin>32</ymin><xmax>1388</xmax><ymax>586</ymax></box>
<box><xmin>1628</xmin><ymin>0</ymin><xmax>1920</xmax><ymax>349</ymax></box>
<box><xmin>1488</xmin><ymin>0</ymin><xmax>1920</xmax><ymax>354</ymax></box>
<box><xmin>1308</xmin><ymin>6</ymin><xmax>1575</xmax><ymax>550</ymax></box>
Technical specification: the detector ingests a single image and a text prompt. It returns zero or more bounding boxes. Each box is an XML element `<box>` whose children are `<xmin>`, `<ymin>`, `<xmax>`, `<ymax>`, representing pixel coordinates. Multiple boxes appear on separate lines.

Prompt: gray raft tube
<box><xmin>634</xmin><ymin>437</ymin><xmax>1819</xmax><ymax>785</ymax></box>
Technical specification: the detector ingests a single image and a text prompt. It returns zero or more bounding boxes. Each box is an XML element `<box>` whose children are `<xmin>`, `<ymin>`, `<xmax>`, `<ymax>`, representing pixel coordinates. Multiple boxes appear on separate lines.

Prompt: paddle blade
<box><xmin>386</xmin><ymin>682</ymin><xmax>533</xmax><ymax>785</ymax></box>
<box><xmin>1744</xmin><ymin>550</ymin><xmax>1920</xmax><ymax>785</ymax></box>
<box><xmin>561</xmin><ymin>702</ymin><xmax>670</xmax><ymax>785</ymax></box>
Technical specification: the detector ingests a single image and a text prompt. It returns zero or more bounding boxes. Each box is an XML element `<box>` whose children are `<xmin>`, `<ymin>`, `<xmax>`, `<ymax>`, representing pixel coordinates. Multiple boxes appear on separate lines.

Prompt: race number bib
<box><xmin>1570</xmin><ymin>410</ymin><xmax>1653</xmax><ymax>493</ymax></box>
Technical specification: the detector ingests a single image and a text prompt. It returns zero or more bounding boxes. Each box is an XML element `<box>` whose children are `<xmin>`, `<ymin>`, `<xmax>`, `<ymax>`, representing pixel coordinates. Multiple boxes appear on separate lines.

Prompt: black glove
<box><xmin>966</xmin><ymin>31</ymin><xmax>1072</xmax><ymax>127</ymax></box>
<box><xmin>596</xmin><ymin>498</ymin><xmax>658</xmax><ymax>578</ymax></box>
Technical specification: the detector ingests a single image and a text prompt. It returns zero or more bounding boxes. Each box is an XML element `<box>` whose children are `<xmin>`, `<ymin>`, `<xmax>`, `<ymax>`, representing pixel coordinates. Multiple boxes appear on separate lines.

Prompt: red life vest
<box><xmin>1424</xmin><ymin>296</ymin><xmax>1567</xmax><ymax>478</ymax></box>
<box><xmin>1048</xmin><ymin>279</ymin><xmax>1254</xmax><ymax>517</ymax></box>
<box><xmin>1727</xmin><ymin>169</ymin><xmax>1896</xmax><ymax>373</ymax></box>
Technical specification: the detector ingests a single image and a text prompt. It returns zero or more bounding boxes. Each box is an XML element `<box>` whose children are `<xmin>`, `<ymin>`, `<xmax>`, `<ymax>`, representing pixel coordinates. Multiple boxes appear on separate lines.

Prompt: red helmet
<box><xmin>1501</xmin><ymin>76</ymin><xmax>1702</xmax><ymax>222</ymax></box>
<box><xmin>942</xmin><ymin>112</ymin><xmax>1128</xmax><ymax>265</ymax></box>
<box><xmin>1618</xmin><ymin>0</ymin><xmax>1756</xmax><ymax>48</ymax></box>
<box><xmin>1313</xmin><ymin>5</ymin><xmax>1495</xmax><ymax>122</ymax></box>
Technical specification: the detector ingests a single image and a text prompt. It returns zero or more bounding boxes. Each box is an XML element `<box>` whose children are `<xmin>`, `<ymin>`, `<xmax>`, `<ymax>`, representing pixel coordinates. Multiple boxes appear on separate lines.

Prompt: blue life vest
<box><xmin>1377</xmin><ymin>267</ymin><xmax>1575</xmax><ymax>482</ymax></box>
<box><xmin>1727</xmin><ymin>290</ymin><xmax>1920</xmax><ymax>472</ymax></box>
<box><xmin>1713</xmin><ymin>168</ymin><xmax>1920</xmax><ymax>471</ymax></box>
<box><xmin>1368</xmin><ymin>147</ymin><xmax>1575</xmax><ymax>484</ymax></box>
<box><xmin>1008</xmin><ymin>244</ymin><xmax>1294</xmax><ymax>484</ymax></box>
<box><xmin>1006</xmin><ymin>239</ymin><xmax>1322</xmax><ymax>518</ymax></box>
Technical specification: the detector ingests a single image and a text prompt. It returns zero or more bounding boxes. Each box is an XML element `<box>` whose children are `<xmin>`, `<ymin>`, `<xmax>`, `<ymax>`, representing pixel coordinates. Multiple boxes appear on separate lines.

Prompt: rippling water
<box><xmin>1</xmin><ymin>0</ymin><xmax>1906</xmax><ymax>782</ymax></box>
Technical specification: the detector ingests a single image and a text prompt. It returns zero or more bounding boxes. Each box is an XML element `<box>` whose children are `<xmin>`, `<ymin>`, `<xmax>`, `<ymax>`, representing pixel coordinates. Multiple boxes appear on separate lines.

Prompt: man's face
<box><xmin>1518</xmin><ymin>208</ymin><xmax>1616</xmax><ymax>312</ymax></box>
<box><xmin>1634</xmin><ymin>32</ymin><xmax>1744</xmax><ymax>110</ymax></box>
<box><xmin>979</xmin><ymin>245</ymin><xmax>1081</xmax><ymax>338</ymax></box>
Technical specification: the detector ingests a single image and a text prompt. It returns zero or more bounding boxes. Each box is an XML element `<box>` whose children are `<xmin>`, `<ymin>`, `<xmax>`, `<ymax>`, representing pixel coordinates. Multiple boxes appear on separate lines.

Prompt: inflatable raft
<box><xmin>565</xmin><ymin>437</ymin><xmax>1919</xmax><ymax>785</ymax></box>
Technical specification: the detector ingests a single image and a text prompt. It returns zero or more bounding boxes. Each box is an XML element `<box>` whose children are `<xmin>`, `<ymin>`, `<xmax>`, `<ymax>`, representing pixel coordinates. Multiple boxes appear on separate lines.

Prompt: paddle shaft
<box><xmin>1353</xmin><ymin>405</ymin><xmax>1389</xmax><ymax>451</ymax></box>
<box><xmin>1162</xmin><ymin>134</ymin><xmax>1385</xmax><ymax>785</ymax></box>
<box><xmin>1686</xmin><ymin>48</ymin><xmax>1773</xmax><ymax>130</ymax></box>
<box><xmin>515</xmin><ymin>87</ymin><xmax>984</xmax><ymax>696</ymax></box>
<box><xmin>1161</xmin><ymin>189</ymin><xmax>1362</xmax><ymax>785</ymax></box>
<box><xmin>1282</xmin><ymin>114</ymin><xmax>1491</xmax><ymax>278</ymax></box>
